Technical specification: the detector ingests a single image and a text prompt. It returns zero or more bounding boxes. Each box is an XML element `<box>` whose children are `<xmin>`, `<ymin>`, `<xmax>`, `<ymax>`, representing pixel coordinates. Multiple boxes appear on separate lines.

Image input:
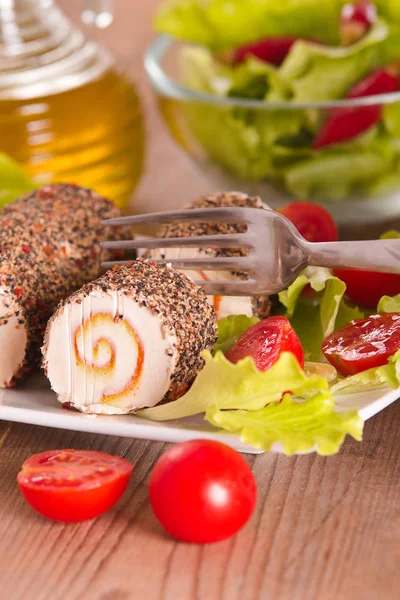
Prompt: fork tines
<box><xmin>101</xmin><ymin>207</ymin><xmax>252</xmax><ymax>228</ymax></box>
<box><xmin>101</xmin><ymin>207</ymin><xmax>256</xmax><ymax>285</ymax></box>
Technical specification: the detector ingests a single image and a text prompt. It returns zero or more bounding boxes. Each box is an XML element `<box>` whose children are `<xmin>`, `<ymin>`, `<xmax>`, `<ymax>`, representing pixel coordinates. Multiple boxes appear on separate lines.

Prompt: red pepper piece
<box><xmin>232</xmin><ymin>37</ymin><xmax>299</xmax><ymax>66</ymax></box>
<box><xmin>313</xmin><ymin>66</ymin><xmax>399</xmax><ymax>149</ymax></box>
<box><xmin>340</xmin><ymin>1</ymin><xmax>377</xmax><ymax>46</ymax></box>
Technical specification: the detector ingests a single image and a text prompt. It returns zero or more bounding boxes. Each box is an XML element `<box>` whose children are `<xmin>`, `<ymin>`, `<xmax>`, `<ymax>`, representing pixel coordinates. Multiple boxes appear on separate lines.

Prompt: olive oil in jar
<box><xmin>0</xmin><ymin>70</ymin><xmax>144</xmax><ymax>209</ymax></box>
<box><xmin>0</xmin><ymin>1</ymin><xmax>144</xmax><ymax>210</ymax></box>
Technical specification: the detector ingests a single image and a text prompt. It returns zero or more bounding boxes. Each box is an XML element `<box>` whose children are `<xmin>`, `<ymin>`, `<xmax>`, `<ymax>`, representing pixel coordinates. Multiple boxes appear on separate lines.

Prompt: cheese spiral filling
<box><xmin>73</xmin><ymin>313</ymin><xmax>144</xmax><ymax>404</ymax></box>
<box><xmin>45</xmin><ymin>291</ymin><xmax>177</xmax><ymax>414</ymax></box>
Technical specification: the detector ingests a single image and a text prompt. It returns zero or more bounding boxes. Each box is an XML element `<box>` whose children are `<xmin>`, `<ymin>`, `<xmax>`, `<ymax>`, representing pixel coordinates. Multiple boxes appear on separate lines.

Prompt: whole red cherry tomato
<box><xmin>225</xmin><ymin>316</ymin><xmax>304</xmax><ymax>370</ymax></box>
<box><xmin>278</xmin><ymin>202</ymin><xmax>338</xmax><ymax>243</ymax></box>
<box><xmin>333</xmin><ymin>268</ymin><xmax>400</xmax><ymax>309</ymax></box>
<box><xmin>322</xmin><ymin>313</ymin><xmax>400</xmax><ymax>376</ymax></box>
<box><xmin>17</xmin><ymin>449</ymin><xmax>133</xmax><ymax>522</ymax></box>
<box><xmin>149</xmin><ymin>440</ymin><xmax>257</xmax><ymax>544</ymax></box>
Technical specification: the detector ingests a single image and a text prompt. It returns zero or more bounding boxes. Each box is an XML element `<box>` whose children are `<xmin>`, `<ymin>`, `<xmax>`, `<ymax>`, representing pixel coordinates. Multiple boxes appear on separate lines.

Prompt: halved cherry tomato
<box><xmin>225</xmin><ymin>316</ymin><xmax>304</xmax><ymax>370</ymax></box>
<box><xmin>322</xmin><ymin>313</ymin><xmax>400</xmax><ymax>376</ymax></box>
<box><xmin>17</xmin><ymin>449</ymin><xmax>133</xmax><ymax>522</ymax></box>
<box><xmin>149</xmin><ymin>439</ymin><xmax>256</xmax><ymax>544</ymax></box>
<box><xmin>278</xmin><ymin>202</ymin><xmax>338</xmax><ymax>243</ymax></box>
<box><xmin>333</xmin><ymin>268</ymin><xmax>400</xmax><ymax>309</ymax></box>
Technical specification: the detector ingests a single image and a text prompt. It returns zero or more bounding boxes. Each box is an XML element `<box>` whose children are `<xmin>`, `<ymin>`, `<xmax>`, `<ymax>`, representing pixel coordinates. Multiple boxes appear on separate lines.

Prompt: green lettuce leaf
<box><xmin>0</xmin><ymin>153</ymin><xmax>35</xmax><ymax>208</ymax></box>
<box><xmin>332</xmin><ymin>350</ymin><xmax>400</xmax><ymax>394</ymax></box>
<box><xmin>206</xmin><ymin>391</ymin><xmax>363</xmax><ymax>455</ymax></box>
<box><xmin>380</xmin><ymin>229</ymin><xmax>400</xmax><ymax>240</ymax></box>
<box><xmin>156</xmin><ymin>0</ymin><xmax>350</xmax><ymax>49</ymax></box>
<box><xmin>377</xmin><ymin>293</ymin><xmax>400</xmax><ymax>313</ymax></box>
<box><xmin>180</xmin><ymin>47</ymin><xmax>312</xmax><ymax>180</ymax></box>
<box><xmin>181</xmin><ymin>47</ymin><xmax>290</xmax><ymax>99</ymax></box>
<box><xmin>278</xmin><ymin>266</ymin><xmax>364</xmax><ymax>360</ymax></box>
<box><xmin>138</xmin><ymin>350</ymin><xmax>332</xmax><ymax>421</ymax></box>
<box><xmin>214</xmin><ymin>314</ymin><xmax>259</xmax><ymax>354</ymax></box>
<box><xmin>283</xmin><ymin>128</ymin><xmax>398</xmax><ymax>201</ymax></box>
<box><xmin>375</xmin><ymin>0</ymin><xmax>400</xmax><ymax>23</ymax></box>
<box><xmin>383</xmin><ymin>103</ymin><xmax>400</xmax><ymax>139</ymax></box>
<box><xmin>280</xmin><ymin>20</ymin><xmax>395</xmax><ymax>102</ymax></box>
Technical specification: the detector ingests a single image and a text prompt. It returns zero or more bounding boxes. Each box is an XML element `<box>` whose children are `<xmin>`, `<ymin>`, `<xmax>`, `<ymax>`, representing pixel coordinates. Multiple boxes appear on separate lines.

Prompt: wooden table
<box><xmin>1</xmin><ymin>2</ymin><xmax>400</xmax><ymax>599</ymax></box>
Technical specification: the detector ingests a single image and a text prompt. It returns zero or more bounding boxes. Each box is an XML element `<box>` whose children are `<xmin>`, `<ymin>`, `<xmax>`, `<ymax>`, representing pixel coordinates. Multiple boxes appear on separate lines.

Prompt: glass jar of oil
<box><xmin>0</xmin><ymin>0</ymin><xmax>145</xmax><ymax>210</ymax></box>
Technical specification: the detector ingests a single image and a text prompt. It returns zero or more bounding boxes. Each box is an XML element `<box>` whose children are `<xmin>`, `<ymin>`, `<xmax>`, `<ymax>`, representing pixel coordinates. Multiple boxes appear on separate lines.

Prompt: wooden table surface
<box><xmin>1</xmin><ymin>2</ymin><xmax>400</xmax><ymax>599</ymax></box>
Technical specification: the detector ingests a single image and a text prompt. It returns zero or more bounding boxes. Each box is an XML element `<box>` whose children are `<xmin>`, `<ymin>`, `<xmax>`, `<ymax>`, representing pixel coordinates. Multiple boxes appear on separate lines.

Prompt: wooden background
<box><xmin>0</xmin><ymin>2</ymin><xmax>399</xmax><ymax>599</ymax></box>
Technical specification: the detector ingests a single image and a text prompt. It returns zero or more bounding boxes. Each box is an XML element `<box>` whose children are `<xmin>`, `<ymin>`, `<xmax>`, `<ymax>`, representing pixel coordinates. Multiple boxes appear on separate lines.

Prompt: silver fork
<box><xmin>101</xmin><ymin>208</ymin><xmax>400</xmax><ymax>296</ymax></box>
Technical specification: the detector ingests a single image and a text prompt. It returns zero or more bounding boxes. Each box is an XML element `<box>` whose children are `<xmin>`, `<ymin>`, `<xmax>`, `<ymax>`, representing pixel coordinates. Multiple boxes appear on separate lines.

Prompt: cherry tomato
<box><xmin>322</xmin><ymin>313</ymin><xmax>400</xmax><ymax>376</ymax></box>
<box><xmin>313</xmin><ymin>68</ymin><xmax>399</xmax><ymax>149</ymax></box>
<box><xmin>149</xmin><ymin>440</ymin><xmax>256</xmax><ymax>544</ymax></box>
<box><xmin>340</xmin><ymin>1</ymin><xmax>377</xmax><ymax>45</ymax></box>
<box><xmin>17</xmin><ymin>449</ymin><xmax>133</xmax><ymax>522</ymax></box>
<box><xmin>278</xmin><ymin>202</ymin><xmax>338</xmax><ymax>243</ymax></box>
<box><xmin>233</xmin><ymin>37</ymin><xmax>298</xmax><ymax>66</ymax></box>
<box><xmin>225</xmin><ymin>316</ymin><xmax>304</xmax><ymax>370</ymax></box>
<box><xmin>333</xmin><ymin>268</ymin><xmax>400</xmax><ymax>309</ymax></box>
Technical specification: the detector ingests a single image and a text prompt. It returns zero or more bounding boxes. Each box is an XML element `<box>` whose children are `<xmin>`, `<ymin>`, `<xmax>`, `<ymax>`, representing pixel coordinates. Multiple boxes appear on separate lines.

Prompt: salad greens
<box><xmin>157</xmin><ymin>0</ymin><xmax>359</xmax><ymax>48</ymax></box>
<box><xmin>280</xmin><ymin>19</ymin><xmax>392</xmax><ymax>102</ymax></box>
<box><xmin>332</xmin><ymin>350</ymin><xmax>400</xmax><ymax>394</ymax></box>
<box><xmin>138</xmin><ymin>259</ymin><xmax>400</xmax><ymax>454</ymax></box>
<box><xmin>156</xmin><ymin>1</ymin><xmax>400</xmax><ymax>49</ymax></box>
<box><xmin>138</xmin><ymin>349</ymin><xmax>334</xmax><ymax>420</ymax></box>
<box><xmin>156</xmin><ymin>1</ymin><xmax>400</xmax><ymax>201</ymax></box>
<box><xmin>0</xmin><ymin>153</ymin><xmax>36</xmax><ymax>208</ymax></box>
<box><xmin>207</xmin><ymin>392</ymin><xmax>362</xmax><ymax>456</ymax></box>
<box><xmin>214</xmin><ymin>314</ymin><xmax>260</xmax><ymax>354</ymax></box>
<box><xmin>278</xmin><ymin>267</ymin><xmax>364</xmax><ymax>360</ymax></box>
<box><xmin>139</xmin><ymin>316</ymin><xmax>363</xmax><ymax>456</ymax></box>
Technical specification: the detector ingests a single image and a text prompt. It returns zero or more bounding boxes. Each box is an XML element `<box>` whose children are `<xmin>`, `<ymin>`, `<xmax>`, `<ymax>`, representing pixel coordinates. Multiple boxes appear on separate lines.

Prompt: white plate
<box><xmin>0</xmin><ymin>375</ymin><xmax>398</xmax><ymax>454</ymax></box>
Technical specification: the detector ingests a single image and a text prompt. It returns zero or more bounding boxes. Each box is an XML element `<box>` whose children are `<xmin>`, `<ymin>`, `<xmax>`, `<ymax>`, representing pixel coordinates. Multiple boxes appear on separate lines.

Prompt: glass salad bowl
<box><xmin>144</xmin><ymin>35</ymin><xmax>400</xmax><ymax>226</ymax></box>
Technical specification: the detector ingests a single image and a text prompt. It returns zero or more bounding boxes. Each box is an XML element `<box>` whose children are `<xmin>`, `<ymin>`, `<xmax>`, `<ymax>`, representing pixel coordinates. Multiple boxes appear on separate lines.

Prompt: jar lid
<box><xmin>0</xmin><ymin>0</ymin><xmax>114</xmax><ymax>100</ymax></box>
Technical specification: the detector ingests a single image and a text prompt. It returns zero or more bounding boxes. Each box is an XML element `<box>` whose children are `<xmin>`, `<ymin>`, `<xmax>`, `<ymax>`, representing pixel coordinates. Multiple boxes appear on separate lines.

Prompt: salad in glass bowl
<box><xmin>145</xmin><ymin>0</ymin><xmax>400</xmax><ymax>223</ymax></box>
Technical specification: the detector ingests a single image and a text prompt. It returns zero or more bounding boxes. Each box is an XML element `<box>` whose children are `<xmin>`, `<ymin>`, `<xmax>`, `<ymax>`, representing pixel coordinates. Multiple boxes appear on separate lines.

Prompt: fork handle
<box><xmin>303</xmin><ymin>239</ymin><xmax>400</xmax><ymax>273</ymax></box>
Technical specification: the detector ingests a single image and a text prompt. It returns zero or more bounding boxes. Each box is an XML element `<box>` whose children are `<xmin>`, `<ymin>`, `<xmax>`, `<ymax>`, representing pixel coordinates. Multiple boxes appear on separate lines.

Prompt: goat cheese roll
<box><xmin>43</xmin><ymin>260</ymin><xmax>217</xmax><ymax>415</ymax></box>
<box><xmin>0</xmin><ymin>184</ymin><xmax>126</xmax><ymax>387</ymax></box>
<box><xmin>147</xmin><ymin>192</ymin><xmax>271</xmax><ymax>320</ymax></box>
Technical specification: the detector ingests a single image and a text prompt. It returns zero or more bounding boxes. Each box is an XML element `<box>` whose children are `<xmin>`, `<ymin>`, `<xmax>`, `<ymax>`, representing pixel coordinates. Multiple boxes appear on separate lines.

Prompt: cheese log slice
<box><xmin>0</xmin><ymin>184</ymin><xmax>126</xmax><ymax>387</ymax></box>
<box><xmin>43</xmin><ymin>260</ymin><xmax>217</xmax><ymax>414</ymax></box>
<box><xmin>147</xmin><ymin>192</ymin><xmax>271</xmax><ymax>320</ymax></box>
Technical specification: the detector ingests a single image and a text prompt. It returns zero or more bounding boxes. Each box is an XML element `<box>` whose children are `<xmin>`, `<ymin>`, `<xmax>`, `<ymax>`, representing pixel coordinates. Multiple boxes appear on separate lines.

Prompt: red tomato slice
<box><xmin>17</xmin><ymin>449</ymin><xmax>133</xmax><ymax>522</ymax></box>
<box><xmin>149</xmin><ymin>440</ymin><xmax>257</xmax><ymax>544</ymax></box>
<box><xmin>333</xmin><ymin>268</ymin><xmax>400</xmax><ymax>309</ymax></box>
<box><xmin>322</xmin><ymin>313</ymin><xmax>400</xmax><ymax>376</ymax></box>
<box><xmin>278</xmin><ymin>202</ymin><xmax>338</xmax><ymax>243</ymax></box>
<box><xmin>225</xmin><ymin>316</ymin><xmax>304</xmax><ymax>370</ymax></box>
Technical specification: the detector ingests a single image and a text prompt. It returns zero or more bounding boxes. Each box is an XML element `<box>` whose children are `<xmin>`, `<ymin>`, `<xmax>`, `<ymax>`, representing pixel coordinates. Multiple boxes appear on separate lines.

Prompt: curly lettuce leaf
<box><xmin>279</xmin><ymin>267</ymin><xmax>364</xmax><ymax>361</ymax></box>
<box><xmin>0</xmin><ymin>153</ymin><xmax>35</xmax><ymax>208</ymax></box>
<box><xmin>206</xmin><ymin>391</ymin><xmax>363</xmax><ymax>455</ymax></box>
<box><xmin>138</xmin><ymin>350</ymin><xmax>332</xmax><ymax>421</ymax></box>
<box><xmin>214</xmin><ymin>314</ymin><xmax>259</xmax><ymax>354</ymax></box>
<box><xmin>155</xmin><ymin>0</ymin><xmax>348</xmax><ymax>49</ymax></box>
<box><xmin>332</xmin><ymin>350</ymin><xmax>400</xmax><ymax>394</ymax></box>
